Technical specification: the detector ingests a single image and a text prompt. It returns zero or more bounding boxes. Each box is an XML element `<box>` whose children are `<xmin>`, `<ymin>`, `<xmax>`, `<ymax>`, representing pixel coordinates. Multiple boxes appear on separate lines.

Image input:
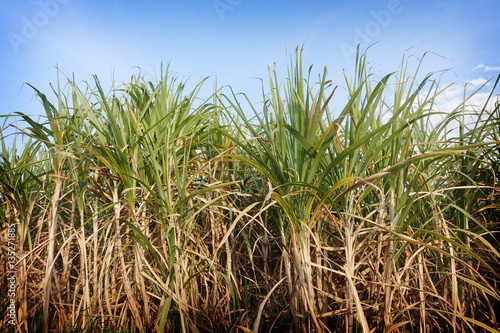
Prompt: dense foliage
<box><xmin>1</xmin><ymin>48</ymin><xmax>499</xmax><ymax>332</ymax></box>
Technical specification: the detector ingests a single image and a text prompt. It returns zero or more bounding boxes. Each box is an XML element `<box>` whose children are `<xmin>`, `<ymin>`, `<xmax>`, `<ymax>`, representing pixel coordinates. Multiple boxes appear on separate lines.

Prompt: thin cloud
<box><xmin>472</xmin><ymin>63</ymin><xmax>500</xmax><ymax>71</ymax></box>
<box><xmin>473</xmin><ymin>64</ymin><xmax>484</xmax><ymax>71</ymax></box>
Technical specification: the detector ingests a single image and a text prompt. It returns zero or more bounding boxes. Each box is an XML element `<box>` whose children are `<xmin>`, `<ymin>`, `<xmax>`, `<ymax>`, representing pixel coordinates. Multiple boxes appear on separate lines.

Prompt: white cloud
<box><xmin>467</xmin><ymin>77</ymin><xmax>488</xmax><ymax>87</ymax></box>
<box><xmin>414</xmin><ymin>77</ymin><xmax>499</xmax><ymax>139</ymax></box>
<box><xmin>435</xmin><ymin>81</ymin><xmax>494</xmax><ymax>115</ymax></box>
<box><xmin>472</xmin><ymin>63</ymin><xmax>500</xmax><ymax>72</ymax></box>
<box><xmin>472</xmin><ymin>64</ymin><xmax>484</xmax><ymax>71</ymax></box>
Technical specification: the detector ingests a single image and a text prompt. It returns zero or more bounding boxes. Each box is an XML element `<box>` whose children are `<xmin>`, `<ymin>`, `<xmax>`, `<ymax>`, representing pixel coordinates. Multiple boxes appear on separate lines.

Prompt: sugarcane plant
<box><xmin>0</xmin><ymin>47</ymin><xmax>499</xmax><ymax>333</ymax></box>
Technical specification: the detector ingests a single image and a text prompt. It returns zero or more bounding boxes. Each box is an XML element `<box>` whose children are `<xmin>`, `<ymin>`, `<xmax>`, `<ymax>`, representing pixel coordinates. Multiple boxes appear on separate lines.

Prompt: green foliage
<box><xmin>1</xmin><ymin>48</ymin><xmax>499</xmax><ymax>333</ymax></box>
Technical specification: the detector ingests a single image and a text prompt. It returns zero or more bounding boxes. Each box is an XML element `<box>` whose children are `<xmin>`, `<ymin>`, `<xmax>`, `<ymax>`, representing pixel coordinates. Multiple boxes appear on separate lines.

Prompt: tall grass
<box><xmin>1</xmin><ymin>48</ymin><xmax>499</xmax><ymax>332</ymax></box>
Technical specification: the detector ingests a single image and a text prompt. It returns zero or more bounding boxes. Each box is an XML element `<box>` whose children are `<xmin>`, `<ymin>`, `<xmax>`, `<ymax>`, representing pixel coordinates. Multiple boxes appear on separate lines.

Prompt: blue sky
<box><xmin>1</xmin><ymin>0</ymin><xmax>499</xmax><ymax>145</ymax></box>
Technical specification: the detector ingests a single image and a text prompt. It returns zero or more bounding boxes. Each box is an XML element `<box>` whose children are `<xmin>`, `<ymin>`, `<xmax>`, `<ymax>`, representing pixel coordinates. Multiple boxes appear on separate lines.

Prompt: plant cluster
<box><xmin>1</xmin><ymin>48</ymin><xmax>499</xmax><ymax>332</ymax></box>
